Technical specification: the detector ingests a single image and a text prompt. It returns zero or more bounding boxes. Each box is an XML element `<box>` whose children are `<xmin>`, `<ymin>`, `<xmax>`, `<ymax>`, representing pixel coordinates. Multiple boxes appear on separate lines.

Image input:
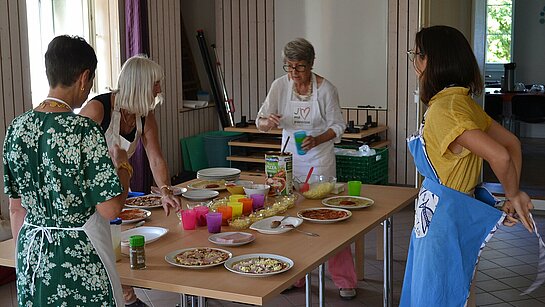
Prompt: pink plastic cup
<box><xmin>194</xmin><ymin>206</ymin><xmax>210</xmax><ymax>227</ymax></box>
<box><xmin>206</xmin><ymin>212</ymin><xmax>222</xmax><ymax>233</ymax></box>
<box><xmin>181</xmin><ymin>209</ymin><xmax>197</xmax><ymax>230</ymax></box>
<box><xmin>250</xmin><ymin>194</ymin><xmax>265</xmax><ymax>211</ymax></box>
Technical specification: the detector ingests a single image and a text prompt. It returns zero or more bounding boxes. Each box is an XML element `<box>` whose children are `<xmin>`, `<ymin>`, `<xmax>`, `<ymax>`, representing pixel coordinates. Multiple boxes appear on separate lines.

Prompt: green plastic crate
<box><xmin>335</xmin><ymin>147</ymin><xmax>388</xmax><ymax>184</ymax></box>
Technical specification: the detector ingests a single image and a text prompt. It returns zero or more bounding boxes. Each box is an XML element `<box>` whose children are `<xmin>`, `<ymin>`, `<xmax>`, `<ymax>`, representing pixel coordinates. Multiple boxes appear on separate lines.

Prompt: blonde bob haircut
<box><xmin>114</xmin><ymin>55</ymin><xmax>164</xmax><ymax>116</ymax></box>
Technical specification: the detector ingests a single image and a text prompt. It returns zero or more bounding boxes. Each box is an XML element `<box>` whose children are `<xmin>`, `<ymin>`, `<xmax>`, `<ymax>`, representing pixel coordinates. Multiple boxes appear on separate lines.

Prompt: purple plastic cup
<box><xmin>250</xmin><ymin>194</ymin><xmax>265</xmax><ymax>211</ymax></box>
<box><xmin>206</xmin><ymin>212</ymin><xmax>222</xmax><ymax>233</ymax></box>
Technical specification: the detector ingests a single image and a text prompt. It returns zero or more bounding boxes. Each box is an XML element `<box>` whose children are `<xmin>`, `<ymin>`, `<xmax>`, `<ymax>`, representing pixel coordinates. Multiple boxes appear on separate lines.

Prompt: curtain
<box><xmin>125</xmin><ymin>0</ymin><xmax>153</xmax><ymax>193</ymax></box>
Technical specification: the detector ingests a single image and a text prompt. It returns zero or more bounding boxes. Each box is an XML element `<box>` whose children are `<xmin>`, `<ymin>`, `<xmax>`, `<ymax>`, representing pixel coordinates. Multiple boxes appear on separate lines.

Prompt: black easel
<box><xmin>196</xmin><ymin>30</ymin><xmax>234</xmax><ymax>128</ymax></box>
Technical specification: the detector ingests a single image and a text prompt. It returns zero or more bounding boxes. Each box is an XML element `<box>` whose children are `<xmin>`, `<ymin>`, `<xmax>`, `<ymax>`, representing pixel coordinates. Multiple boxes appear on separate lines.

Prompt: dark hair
<box><xmin>45</xmin><ymin>35</ymin><xmax>97</xmax><ymax>88</ymax></box>
<box><xmin>415</xmin><ymin>26</ymin><xmax>483</xmax><ymax>104</ymax></box>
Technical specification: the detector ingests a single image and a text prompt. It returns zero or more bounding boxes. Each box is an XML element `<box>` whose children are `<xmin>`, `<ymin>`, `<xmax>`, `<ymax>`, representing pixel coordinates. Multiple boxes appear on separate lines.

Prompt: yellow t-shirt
<box><xmin>422</xmin><ymin>87</ymin><xmax>493</xmax><ymax>193</ymax></box>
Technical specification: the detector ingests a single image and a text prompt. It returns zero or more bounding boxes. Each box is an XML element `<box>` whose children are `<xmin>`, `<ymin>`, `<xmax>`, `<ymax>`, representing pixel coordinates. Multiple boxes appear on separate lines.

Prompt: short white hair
<box><xmin>114</xmin><ymin>55</ymin><xmax>164</xmax><ymax>116</ymax></box>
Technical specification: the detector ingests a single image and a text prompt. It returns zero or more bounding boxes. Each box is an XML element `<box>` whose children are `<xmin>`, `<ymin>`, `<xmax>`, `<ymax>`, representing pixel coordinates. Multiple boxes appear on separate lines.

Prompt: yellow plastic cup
<box><xmin>228</xmin><ymin>202</ymin><xmax>243</xmax><ymax>218</ymax></box>
<box><xmin>229</xmin><ymin>194</ymin><xmax>246</xmax><ymax>202</ymax></box>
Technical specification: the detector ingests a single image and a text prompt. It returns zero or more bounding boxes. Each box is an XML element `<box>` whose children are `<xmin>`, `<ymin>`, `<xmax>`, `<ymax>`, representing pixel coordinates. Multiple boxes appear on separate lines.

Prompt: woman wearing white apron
<box><xmin>400</xmin><ymin>26</ymin><xmax>538</xmax><ymax>306</ymax></box>
<box><xmin>4</xmin><ymin>36</ymin><xmax>130</xmax><ymax>306</ymax></box>
<box><xmin>257</xmin><ymin>38</ymin><xmax>357</xmax><ymax>299</ymax></box>
<box><xmin>80</xmin><ymin>55</ymin><xmax>181</xmax><ymax>307</ymax></box>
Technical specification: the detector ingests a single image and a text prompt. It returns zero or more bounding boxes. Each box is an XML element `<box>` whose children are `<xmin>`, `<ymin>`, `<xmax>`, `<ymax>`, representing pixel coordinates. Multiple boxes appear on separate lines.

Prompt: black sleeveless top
<box><xmin>91</xmin><ymin>93</ymin><xmax>146</xmax><ymax>142</ymax></box>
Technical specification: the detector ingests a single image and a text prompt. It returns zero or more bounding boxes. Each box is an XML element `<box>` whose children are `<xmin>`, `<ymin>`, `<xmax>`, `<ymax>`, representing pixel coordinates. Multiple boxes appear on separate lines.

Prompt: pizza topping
<box><xmin>300</xmin><ymin>209</ymin><xmax>348</xmax><ymax>220</ymax></box>
<box><xmin>175</xmin><ymin>248</ymin><xmax>230</xmax><ymax>266</ymax></box>
<box><xmin>205</xmin><ymin>184</ymin><xmax>220</xmax><ymax>189</ymax></box>
<box><xmin>231</xmin><ymin>257</ymin><xmax>289</xmax><ymax>274</ymax></box>
<box><xmin>339</xmin><ymin>200</ymin><xmax>356</xmax><ymax>206</ymax></box>
<box><xmin>125</xmin><ymin>195</ymin><xmax>162</xmax><ymax>207</ymax></box>
<box><xmin>119</xmin><ymin>209</ymin><xmax>148</xmax><ymax>221</ymax></box>
<box><xmin>324</xmin><ymin>197</ymin><xmax>373</xmax><ymax>208</ymax></box>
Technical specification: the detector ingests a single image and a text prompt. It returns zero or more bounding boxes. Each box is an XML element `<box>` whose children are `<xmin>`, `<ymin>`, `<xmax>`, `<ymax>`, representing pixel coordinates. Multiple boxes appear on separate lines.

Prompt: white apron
<box><xmin>105</xmin><ymin>106</ymin><xmax>142</xmax><ymax>159</ymax></box>
<box><xmin>21</xmin><ymin>211</ymin><xmax>124</xmax><ymax>306</ymax></box>
<box><xmin>280</xmin><ymin>74</ymin><xmax>336</xmax><ymax>178</ymax></box>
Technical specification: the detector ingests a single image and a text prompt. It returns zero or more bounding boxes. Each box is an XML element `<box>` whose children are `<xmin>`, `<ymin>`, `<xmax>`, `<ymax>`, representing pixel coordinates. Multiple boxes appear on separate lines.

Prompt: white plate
<box><xmin>124</xmin><ymin>195</ymin><xmax>163</xmax><ymax>209</ymax></box>
<box><xmin>118</xmin><ymin>208</ymin><xmax>152</xmax><ymax>224</ymax></box>
<box><xmin>150</xmin><ymin>186</ymin><xmax>187</xmax><ymax>196</ymax></box>
<box><xmin>322</xmin><ymin>196</ymin><xmax>375</xmax><ymax>210</ymax></box>
<box><xmin>182</xmin><ymin>190</ymin><xmax>219</xmax><ymax>201</ymax></box>
<box><xmin>197</xmin><ymin>167</ymin><xmax>241</xmax><ymax>178</ymax></box>
<box><xmin>249</xmin><ymin>216</ymin><xmax>303</xmax><ymax>234</ymax></box>
<box><xmin>187</xmin><ymin>180</ymin><xmax>227</xmax><ymax>191</ymax></box>
<box><xmin>297</xmin><ymin>207</ymin><xmax>352</xmax><ymax>224</ymax></box>
<box><xmin>120</xmin><ymin>226</ymin><xmax>168</xmax><ymax>246</ymax></box>
<box><xmin>165</xmin><ymin>247</ymin><xmax>232</xmax><ymax>269</ymax></box>
<box><xmin>224</xmin><ymin>253</ymin><xmax>294</xmax><ymax>277</ymax></box>
<box><xmin>208</xmin><ymin>232</ymin><xmax>255</xmax><ymax>246</ymax></box>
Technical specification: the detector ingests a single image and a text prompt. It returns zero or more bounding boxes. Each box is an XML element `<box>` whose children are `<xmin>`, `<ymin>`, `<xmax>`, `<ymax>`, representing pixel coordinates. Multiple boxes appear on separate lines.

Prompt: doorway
<box><xmin>476</xmin><ymin>0</ymin><xmax>545</xmax><ymax>198</ymax></box>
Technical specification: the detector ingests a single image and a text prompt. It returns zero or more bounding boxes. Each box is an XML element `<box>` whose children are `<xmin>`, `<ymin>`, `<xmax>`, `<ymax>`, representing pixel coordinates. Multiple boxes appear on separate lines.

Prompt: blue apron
<box><xmin>400</xmin><ymin>125</ymin><xmax>505</xmax><ymax>307</ymax></box>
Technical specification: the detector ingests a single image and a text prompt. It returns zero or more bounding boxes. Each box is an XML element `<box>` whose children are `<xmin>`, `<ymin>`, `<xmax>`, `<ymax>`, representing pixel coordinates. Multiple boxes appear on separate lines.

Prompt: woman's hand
<box><xmin>500</xmin><ymin>201</ymin><xmax>519</xmax><ymax>227</ymax></box>
<box><xmin>160</xmin><ymin>189</ymin><xmax>181</xmax><ymax>216</ymax></box>
<box><xmin>505</xmin><ymin>191</ymin><xmax>534</xmax><ymax>232</ymax></box>
<box><xmin>260</xmin><ymin>114</ymin><xmax>282</xmax><ymax>131</ymax></box>
<box><xmin>301</xmin><ymin>135</ymin><xmax>316</xmax><ymax>151</ymax></box>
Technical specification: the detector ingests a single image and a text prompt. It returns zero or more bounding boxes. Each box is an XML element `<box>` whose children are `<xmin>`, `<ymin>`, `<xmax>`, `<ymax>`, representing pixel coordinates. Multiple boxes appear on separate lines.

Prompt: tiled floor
<box><xmin>2</xmin><ymin>206</ymin><xmax>543</xmax><ymax>307</ymax></box>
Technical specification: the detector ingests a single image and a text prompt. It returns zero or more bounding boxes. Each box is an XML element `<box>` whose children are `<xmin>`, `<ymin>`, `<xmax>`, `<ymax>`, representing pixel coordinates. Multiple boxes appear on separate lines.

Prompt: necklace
<box><xmin>39</xmin><ymin>97</ymin><xmax>73</xmax><ymax>111</ymax></box>
<box><xmin>292</xmin><ymin>76</ymin><xmax>313</xmax><ymax>101</ymax></box>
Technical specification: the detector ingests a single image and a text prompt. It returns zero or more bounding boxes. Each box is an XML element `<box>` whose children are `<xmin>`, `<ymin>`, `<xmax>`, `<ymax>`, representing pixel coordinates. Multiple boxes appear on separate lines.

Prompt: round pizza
<box><xmin>175</xmin><ymin>248</ymin><xmax>231</xmax><ymax>267</ymax></box>
<box><xmin>230</xmin><ymin>257</ymin><xmax>290</xmax><ymax>274</ymax></box>
<box><xmin>322</xmin><ymin>196</ymin><xmax>374</xmax><ymax>209</ymax></box>
<box><xmin>300</xmin><ymin>208</ymin><xmax>348</xmax><ymax>220</ymax></box>
<box><xmin>125</xmin><ymin>195</ymin><xmax>162</xmax><ymax>208</ymax></box>
<box><xmin>118</xmin><ymin>209</ymin><xmax>149</xmax><ymax>221</ymax></box>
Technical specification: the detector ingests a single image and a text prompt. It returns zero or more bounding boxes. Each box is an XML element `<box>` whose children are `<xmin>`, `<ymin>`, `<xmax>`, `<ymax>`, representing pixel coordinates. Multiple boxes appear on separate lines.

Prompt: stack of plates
<box><xmin>197</xmin><ymin>167</ymin><xmax>241</xmax><ymax>181</ymax></box>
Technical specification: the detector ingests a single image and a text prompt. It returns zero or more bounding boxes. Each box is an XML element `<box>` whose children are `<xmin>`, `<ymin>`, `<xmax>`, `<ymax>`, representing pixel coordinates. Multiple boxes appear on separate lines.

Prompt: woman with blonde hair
<box><xmin>80</xmin><ymin>55</ymin><xmax>180</xmax><ymax>307</ymax></box>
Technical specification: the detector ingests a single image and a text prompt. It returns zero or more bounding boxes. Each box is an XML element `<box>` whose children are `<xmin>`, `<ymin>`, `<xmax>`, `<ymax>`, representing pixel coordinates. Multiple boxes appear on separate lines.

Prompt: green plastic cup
<box><xmin>347</xmin><ymin>181</ymin><xmax>362</xmax><ymax>196</ymax></box>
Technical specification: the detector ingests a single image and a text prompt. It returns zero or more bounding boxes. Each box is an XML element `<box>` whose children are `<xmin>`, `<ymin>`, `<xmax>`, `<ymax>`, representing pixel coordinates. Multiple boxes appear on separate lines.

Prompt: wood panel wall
<box><xmin>147</xmin><ymin>1</ymin><xmax>219</xmax><ymax>176</ymax></box>
<box><xmin>215</xmin><ymin>0</ymin><xmax>419</xmax><ymax>186</ymax></box>
<box><xmin>0</xmin><ymin>1</ymin><xmax>32</xmax><ymax>217</ymax></box>
<box><xmin>214</xmin><ymin>0</ymin><xmax>276</xmax><ymax>124</ymax></box>
<box><xmin>387</xmin><ymin>0</ymin><xmax>420</xmax><ymax>186</ymax></box>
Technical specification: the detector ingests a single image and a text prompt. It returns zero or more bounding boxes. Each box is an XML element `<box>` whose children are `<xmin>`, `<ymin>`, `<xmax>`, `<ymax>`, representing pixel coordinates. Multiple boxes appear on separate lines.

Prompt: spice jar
<box><xmin>129</xmin><ymin>235</ymin><xmax>146</xmax><ymax>269</ymax></box>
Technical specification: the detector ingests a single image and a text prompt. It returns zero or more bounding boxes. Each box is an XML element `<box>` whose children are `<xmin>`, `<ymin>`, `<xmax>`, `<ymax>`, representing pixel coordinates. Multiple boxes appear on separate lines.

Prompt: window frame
<box><xmin>26</xmin><ymin>0</ymin><xmax>121</xmax><ymax>107</ymax></box>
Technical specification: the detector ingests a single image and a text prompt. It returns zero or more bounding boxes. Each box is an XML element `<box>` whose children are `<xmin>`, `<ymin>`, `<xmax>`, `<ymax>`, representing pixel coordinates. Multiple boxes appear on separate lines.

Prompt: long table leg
<box><xmin>305</xmin><ymin>271</ymin><xmax>312</xmax><ymax>307</ymax></box>
<box><xmin>383</xmin><ymin>217</ymin><xmax>393</xmax><ymax>307</ymax></box>
<box><xmin>319</xmin><ymin>264</ymin><xmax>325</xmax><ymax>307</ymax></box>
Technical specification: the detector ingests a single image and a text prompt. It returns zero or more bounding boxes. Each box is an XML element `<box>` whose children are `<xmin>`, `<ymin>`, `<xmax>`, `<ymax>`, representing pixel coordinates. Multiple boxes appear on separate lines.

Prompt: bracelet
<box><xmin>117</xmin><ymin>162</ymin><xmax>133</xmax><ymax>178</ymax></box>
<box><xmin>160</xmin><ymin>185</ymin><xmax>173</xmax><ymax>196</ymax></box>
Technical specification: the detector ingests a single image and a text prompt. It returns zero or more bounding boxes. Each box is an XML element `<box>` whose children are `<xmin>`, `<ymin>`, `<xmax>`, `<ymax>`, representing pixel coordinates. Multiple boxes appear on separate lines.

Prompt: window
<box><xmin>486</xmin><ymin>0</ymin><xmax>513</xmax><ymax>63</ymax></box>
<box><xmin>26</xmin><ymin>0</ymin><xmax>121</xmax><ymax>107</ymax></box>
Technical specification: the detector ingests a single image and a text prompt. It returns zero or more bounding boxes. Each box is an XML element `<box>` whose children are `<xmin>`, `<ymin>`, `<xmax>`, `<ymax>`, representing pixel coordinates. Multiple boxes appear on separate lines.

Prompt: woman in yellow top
<box><xmin>400</xmin><ymin>25</ymin><xmax>535</xmax><ymax>307</ymax></box>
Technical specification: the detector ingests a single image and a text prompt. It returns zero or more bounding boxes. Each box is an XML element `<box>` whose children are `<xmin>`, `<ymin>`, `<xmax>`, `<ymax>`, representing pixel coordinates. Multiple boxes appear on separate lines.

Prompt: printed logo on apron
<box><xmin>293</xmin><ymin>106</ymin><xmax>312</xmax><ymax>128</ymax></box>
<box><xmin>414</xmin><ymin>188</ymin><xmax>439</xmax><ymax>238</ymax></box>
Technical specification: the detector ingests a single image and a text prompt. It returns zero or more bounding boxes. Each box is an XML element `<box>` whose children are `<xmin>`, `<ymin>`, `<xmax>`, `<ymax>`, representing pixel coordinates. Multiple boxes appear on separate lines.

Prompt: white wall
<box><xmin>274</xmin><ymin>0</ymin><xmax>388</xmax><ymax>109</ymax></box>
<box><xmin>513</xmin><ymin>0</ymin><xmax>545</xmax><ymax>85</ymax></box>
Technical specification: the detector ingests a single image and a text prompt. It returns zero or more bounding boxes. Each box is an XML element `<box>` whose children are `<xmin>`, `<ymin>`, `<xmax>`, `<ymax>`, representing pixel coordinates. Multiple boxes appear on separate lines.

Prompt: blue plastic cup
<box><xmin>294</xmin><ymin>131</ymin><xmax>307</xmax><ymax>155</ymax></box>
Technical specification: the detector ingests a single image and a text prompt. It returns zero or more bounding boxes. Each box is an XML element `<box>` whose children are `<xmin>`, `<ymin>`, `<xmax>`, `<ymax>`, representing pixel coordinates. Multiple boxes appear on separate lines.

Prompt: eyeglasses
<box><xmin>283</xmin><ymin>64</ymin><xmax>307</xmax><ymax>72</ymax></box>
<box><xmin>407</xmin><ymin>49</ymin><xmax>424</xmax><ymax>62</ymax></box>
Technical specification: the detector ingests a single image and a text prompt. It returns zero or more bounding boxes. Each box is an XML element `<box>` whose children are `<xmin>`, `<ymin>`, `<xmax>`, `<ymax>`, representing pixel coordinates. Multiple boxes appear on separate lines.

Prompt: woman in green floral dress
<box><xmin>3</xmin><ymin>35</ymin><xmax>131</xmax><ymax>306</ymax></box>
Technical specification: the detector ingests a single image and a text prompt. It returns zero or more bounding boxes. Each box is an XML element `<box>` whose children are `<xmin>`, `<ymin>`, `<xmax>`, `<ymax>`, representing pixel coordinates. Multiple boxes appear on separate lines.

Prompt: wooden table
<box><xmin>0</xmin><ymin>178</ymin><xmax>417</xmax><ymax>307</ymax></box>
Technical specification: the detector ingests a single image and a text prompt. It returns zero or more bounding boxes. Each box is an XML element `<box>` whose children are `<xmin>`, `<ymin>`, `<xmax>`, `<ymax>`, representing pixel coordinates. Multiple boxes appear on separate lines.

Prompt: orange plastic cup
<box><xmin>216</xmin><ymin>206</ymin><xmax>233</xmax><ymax>226</ymax></box>
<box><xmin>239</xmin><ymin>198</ymin><xmax>253</xmax><ymax>215</ymax></box>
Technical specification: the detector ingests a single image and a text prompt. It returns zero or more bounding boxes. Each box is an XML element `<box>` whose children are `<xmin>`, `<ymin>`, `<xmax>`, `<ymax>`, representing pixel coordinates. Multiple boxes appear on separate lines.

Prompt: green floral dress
<box><xmin>3</xmin><ymin>110</ymin><xmax>123</xmax><ymax>307</ymax></box>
